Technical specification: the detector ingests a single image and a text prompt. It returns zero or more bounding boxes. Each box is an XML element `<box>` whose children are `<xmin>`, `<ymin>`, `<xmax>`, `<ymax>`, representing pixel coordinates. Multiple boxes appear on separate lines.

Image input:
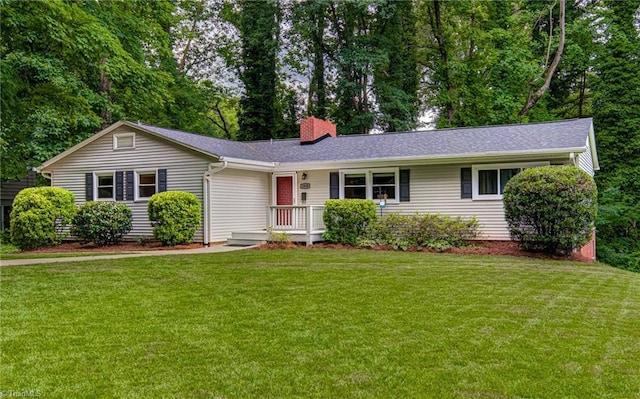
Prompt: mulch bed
<box><xmin>21</xmin><ymin>241</ymin><xmax>204</xmax><ymax>254</ymax></box>
<box><xmin>259</xmin><ymin>240</ymin><xmax>593</xmax><ymax>263</ymax></box>
<box><xmin>19</xmin><ymin>239</ymin><xmax>592</xmax><ymax>263</ymax></box>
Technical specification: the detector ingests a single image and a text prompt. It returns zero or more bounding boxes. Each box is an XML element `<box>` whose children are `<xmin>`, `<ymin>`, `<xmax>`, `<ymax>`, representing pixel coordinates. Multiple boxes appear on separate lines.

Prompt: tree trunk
<box><xmin>578</xmin><ymin>69</ymin><xmax>586</xmax><ymax>118</ymax></box>
<box><xmin>433</xmin><ymin>0</ymin><xmax>455</xmax><ymax>125</ymax></box>
<box><xmin>206</xmin><ymin>100</ymin><xmax>232</xmax><ymax>139</ymax></box>
<box><xmin>519</xmin><ymin>0</ymin><xmax>565</xmax><ymax>116</ymax></box>
<box><xmin>99</xmin><ymin>56</ymin><xmax>112</xmax><ymax>127</ymax></box>
<box><xmin>308</xmin><ymin>4</ymin><xmax>327</xmax><ymax>119</ymax></box>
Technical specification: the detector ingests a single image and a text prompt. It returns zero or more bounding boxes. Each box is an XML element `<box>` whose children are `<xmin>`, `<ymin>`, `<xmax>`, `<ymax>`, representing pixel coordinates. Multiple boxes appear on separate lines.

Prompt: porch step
<box><xmin>228</xmin><ymin>230</ymin><xmax>325</xmax><ymax>246</ymax></box>
<box><xmin>227</xmin><ymin>231</ymin><xmax>268</xmax><ymax>247</ymax></box>
<box><xmin>226</xmin><ymin>239</ymin><xmax>266</xmax><ymax>246</ymax></box>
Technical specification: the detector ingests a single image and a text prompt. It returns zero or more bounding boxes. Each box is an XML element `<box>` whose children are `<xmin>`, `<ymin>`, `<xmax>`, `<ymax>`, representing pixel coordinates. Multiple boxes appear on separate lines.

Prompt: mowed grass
<box><xmin>1</xmin><ymin>249</ymin><xmax>639</xmax><ymax>398</ymax></box>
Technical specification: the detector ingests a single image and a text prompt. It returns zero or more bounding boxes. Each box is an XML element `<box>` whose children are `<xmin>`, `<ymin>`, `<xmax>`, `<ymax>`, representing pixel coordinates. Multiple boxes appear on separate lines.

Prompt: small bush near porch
<box><xmin>2</xmin><ymin>249</ymin><xmax>639</xmax><ymax>398</ymax></box>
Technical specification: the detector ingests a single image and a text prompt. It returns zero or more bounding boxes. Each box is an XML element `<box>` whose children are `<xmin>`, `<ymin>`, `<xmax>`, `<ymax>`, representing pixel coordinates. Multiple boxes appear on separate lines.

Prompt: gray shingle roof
<box><xmin>138</xmin><ymin>118</ymin><xmax>593</xmax><ymax>165</ymax></box>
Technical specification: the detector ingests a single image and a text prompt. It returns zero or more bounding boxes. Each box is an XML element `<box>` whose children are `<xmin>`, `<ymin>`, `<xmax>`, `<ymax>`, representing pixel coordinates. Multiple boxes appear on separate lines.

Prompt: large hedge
<box><xmin>322</xmin><ymin>199</ymin><xmax>377</xmax><ymax>245</ymax></box>
<box><xmin>10</xmin><ymin>187</ymin><xmax>76</xmax><ymax>250</ymax></box>
<box><xmin>72</xmin><ymin>202</ymin><xmax>132</xmax><ymax>246</ymax></box>
<box><xmin>503</xmin><ymin>165</ymin><xmax>597</xmax><ymax>255</ymax></box>
<box><xmin>148</xmin><ymin>191</ymin><xmax>201</xmax><ymax>246</ymax></box>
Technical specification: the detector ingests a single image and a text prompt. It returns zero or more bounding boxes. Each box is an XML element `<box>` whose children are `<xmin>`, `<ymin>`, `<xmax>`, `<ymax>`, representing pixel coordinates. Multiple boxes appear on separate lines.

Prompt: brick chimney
<box><xmin>300</xmin><ymin>116</ymin><xmax>336</xmax><ymax>145</ymax></box>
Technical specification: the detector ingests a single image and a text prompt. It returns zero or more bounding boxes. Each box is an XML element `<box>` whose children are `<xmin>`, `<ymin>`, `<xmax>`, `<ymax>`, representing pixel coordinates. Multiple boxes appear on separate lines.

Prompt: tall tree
<box><xmin>546</xmin><ymin>1</ymin><xmax>598</xmax><ymax>119</ymax></box>
<box><xmin>291</xmin><ymin>0</ymin><xmax>330</xmax><ymax>120</ymax></box>
<box><xmin>237</xmin><ymin>0</ymin><xmax>280</xmax><ymax>141</ymax></box>
<box><xmin>0</xmin><ymin>0</ymin><xmax>173</xmax><ymax>179</ymax></box>
<box><xmin>0</xmin><ymin>0</ymin><xmax>232</xmax><ymax>180</ymax></box>
<box><xmin>326</xmin><ymin>1</ymin><xmax>381</xmax><ymax>135</ymax></box>
<box><xmin>519</xmin><ymin>0</ymin><xmax>566</xmax><ymax>116</ymax></box>
<box><xmin>592</xmin><ymin>0</ymin><xmax>640</xmax><ymax>270</ymax></box>
<box><xmin>373</xmin><ymin>0</ymin><xmax>420</xmax><ymax>132</ymax></box>
<box><xmin>416</xmin><ymin>0</ymin><xmax>572</xmax><ymax>127</ymax></box>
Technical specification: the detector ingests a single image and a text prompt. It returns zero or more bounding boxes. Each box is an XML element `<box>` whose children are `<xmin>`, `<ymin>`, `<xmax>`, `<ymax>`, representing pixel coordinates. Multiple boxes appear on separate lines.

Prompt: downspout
<box><xmin>202</xmin><ymin>160</ymin><xmax>227</xmax><ymax>246</ymax></box>
<box><xmin>36</xmin><ymin>166</ymin><xmax>52</xmax><ymax>181</ymax></box>
<box><xmin>569</xmin><ymin>152</ymin><xmax>577</xmax><ymax>167</ymax></box>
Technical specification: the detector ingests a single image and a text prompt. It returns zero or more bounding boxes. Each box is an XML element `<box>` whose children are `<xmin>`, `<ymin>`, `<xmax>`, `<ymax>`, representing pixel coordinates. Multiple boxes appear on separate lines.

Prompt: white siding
<box><xmin>388</xmin><ymin>165</ymin><xmax>511</xmax><ymax>240</ymax></box>
<box><xmin>300</xmin><ymin>161</ymin><xmax>571</xmax><ymax>241</ymax></box>
<box><xmin>209</xmin><ymin>168</ymin><xmax>270</xmax><ymax>242</ymax></box>
<box><xmin>297</xmin><ymin>170</ymin><xmax>330</xmax><ymax>206</ymax></box>
<box><xmin>48</xmin><ymin>126</ymin><xmax>211</xmax><ymax>241</ymax></box>
<box><xmin>577</xmin><ymin>138</ymin><xmax>595</xmax><ymax>176</ymax></box>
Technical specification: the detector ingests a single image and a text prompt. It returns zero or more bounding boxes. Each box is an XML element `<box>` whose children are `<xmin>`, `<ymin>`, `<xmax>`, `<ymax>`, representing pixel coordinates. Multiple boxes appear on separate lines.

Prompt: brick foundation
<box><xmin>577</xmin><ymin>230</ymin><xmax>596</xmax><ymax>261</ymax></box>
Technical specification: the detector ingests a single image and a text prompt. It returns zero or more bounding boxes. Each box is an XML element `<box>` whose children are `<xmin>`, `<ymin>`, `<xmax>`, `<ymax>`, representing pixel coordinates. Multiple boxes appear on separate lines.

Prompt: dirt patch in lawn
<box><xmin>259</xmin><ymin>240</ymin><xmax>593</xmax><ymax>263</ymax></box>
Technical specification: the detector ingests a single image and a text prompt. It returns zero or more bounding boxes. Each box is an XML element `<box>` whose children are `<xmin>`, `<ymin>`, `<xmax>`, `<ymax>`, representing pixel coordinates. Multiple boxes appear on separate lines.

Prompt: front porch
<box><xmin>228</xmin><ymin>205</ymin><xmax>326</xmax><ymax>246</ymax></box>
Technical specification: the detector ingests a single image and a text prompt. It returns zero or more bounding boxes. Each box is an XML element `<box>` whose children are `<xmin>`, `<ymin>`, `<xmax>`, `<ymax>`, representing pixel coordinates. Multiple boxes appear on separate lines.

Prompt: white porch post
<box><xmin>266</xmin><ymin>206</ymin><xmax>273</xmax><ymax>230</ymax></box>
<box><xmin>306</xmin><ymin>206</ymin><xmax>312</xmax><ymax>245</ymax></box>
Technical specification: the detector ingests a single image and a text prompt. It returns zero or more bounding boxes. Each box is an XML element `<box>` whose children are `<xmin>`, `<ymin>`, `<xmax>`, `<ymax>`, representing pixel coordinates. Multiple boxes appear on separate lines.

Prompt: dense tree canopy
<box><xmin>1</xmin><ymin>0</ymin><xmax>638</xmax><ymax>268</ymax></box>
<box><xmin>591</xmin><ymin>0</ymin><xmax>640</xmax><ymax>270</ymax></box>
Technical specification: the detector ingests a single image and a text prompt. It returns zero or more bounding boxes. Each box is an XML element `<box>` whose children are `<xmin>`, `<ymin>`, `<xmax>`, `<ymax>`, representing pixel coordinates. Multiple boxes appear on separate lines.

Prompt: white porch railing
<box><xmin>267</xmin><ymin>205</ymin><xmax>326</xmax><ymax>233</ymax></box>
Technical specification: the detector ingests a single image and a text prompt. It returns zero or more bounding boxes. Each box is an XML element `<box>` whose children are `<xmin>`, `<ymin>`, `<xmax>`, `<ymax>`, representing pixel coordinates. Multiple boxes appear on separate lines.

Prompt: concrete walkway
<box><xmin>0</xmin><ymin>244</ymin><xmax>257</xmax><ymax>267</ymax></box>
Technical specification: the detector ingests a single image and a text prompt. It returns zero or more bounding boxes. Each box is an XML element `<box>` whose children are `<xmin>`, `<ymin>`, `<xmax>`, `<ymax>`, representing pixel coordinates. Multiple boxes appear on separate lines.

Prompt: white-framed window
<box><xmin>472</xmin><ymin>162</ymin><xmax>549</xmax><ymax>200</ymax></box>
<box><xmin>95</xmin><ymin>172</ymin><xmax>115</xmax><ymax>200</ymax></box>
<box><xmin>135</xmin><ymin>170</ymin><xmax>157</xmax><ymax>200</ymax></box>
<box><xmin>343</xmin><ymin>172</ymin><xmax>367</xmax><ymax>199</ymax></box>
<box><xmin>340</xmin><ymin>168</ymin><xmax>399</xmax><ymax>202</ymax></box>
<box><xmin>113</xmin><ymin>132</ymin><xmax>135</xmax><ymax>150</ymax></box>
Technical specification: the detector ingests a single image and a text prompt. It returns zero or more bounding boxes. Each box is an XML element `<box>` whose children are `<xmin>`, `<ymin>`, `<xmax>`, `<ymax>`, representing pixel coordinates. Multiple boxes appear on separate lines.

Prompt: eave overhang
<box><xmin>272</xmin><ymin>146</ymin><xmax>588</xmax><ymax>172</ymax></box>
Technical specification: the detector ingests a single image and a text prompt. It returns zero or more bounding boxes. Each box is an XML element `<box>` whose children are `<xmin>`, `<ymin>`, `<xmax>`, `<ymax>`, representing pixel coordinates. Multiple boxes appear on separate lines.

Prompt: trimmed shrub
<box><xmin>322</xmin><ymin>199</ymin><xmax>377</xmax><ymax>245</ymax></box>
<box><xmin>503</xmin><ymin>165</ymin><xmax>597</xmax><ymax>255</ymax></box>
<box><xmin>10</xmin><ymin>187</ymin><xmax>76</xmax><ymax>250</ymax></box>
<box><xmin>148</xmin><ymin>191</ymin><xmax>201</xmax><ymax>246</ymax></box>
<box><xmin>72</xmin><ymin>202</ymin><xmax>132</xmax><ymax>246</ymax></box>
<box><xmin>359</xmin><ymin>212</ymin><xmax>481</xmax><ymax>251</ymax></box>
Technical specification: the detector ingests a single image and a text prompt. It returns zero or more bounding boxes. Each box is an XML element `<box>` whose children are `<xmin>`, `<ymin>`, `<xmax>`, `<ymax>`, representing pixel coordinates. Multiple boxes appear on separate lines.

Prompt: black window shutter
<box><xmin>400</xmin><ymin>169</ymin><xmax>410</xmax><ymax>202</ymax></box>
<box><xmin>158</xmin><ymin>169</ymin><xmax>167</xmax><ymax>193</ymax></box>
<box><xmin>85</xmin><ymin>173</ymin><xmax>94</xmax><ymax>201</ymax></box>
<box><xmin>115</xmin><ymin>172</ymin><xmax>124</xmax><ymax>201</ymax></box>
<box><xmin>126</xmin><ymin>171</ymin><xmax>134</xmax><ymax>200</ymax></box>
<box><xmin>461</xmin><ymin>167</ymin><xmax>472</xmax><ymax>199</ymax></box>
<box><xmin>329</xmin><ymin>172</ymin><xmax>339</xmax><ymax>199</ymax></box>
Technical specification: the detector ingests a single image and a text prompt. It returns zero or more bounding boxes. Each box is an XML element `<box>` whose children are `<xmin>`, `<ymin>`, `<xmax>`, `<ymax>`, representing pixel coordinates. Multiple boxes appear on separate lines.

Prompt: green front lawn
<box><xmin>2</xmin><ymin>249</ymin><xmax>639</xmax><ymax>398</ymax></box>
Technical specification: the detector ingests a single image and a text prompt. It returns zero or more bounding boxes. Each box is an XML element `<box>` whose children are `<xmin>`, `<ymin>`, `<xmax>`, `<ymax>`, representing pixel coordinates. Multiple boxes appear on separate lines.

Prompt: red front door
<box><xmin>276</xmin><ymin>176</ymin><xmax>294</xmax><ymax>227</ymax></box>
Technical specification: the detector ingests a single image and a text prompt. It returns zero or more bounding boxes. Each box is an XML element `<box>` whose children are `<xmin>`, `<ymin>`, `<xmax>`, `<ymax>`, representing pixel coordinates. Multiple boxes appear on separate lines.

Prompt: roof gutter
<box><xmin>36</xmin><ymin>166</ymin><xmax>52</xmax><ymax>180</ymax></box>
<box><xmin>273</xmin><ymin>147</ymin><xmax>589</xmax><ymax>171</ymax></box>
<box><xmin>202</xmin><ymin>161</ymin><xmax>228</xmax><ymax>246</ymax></box>
<box><xmin>219</xmin><ymin>156</ymin><xmax>275</xmax><ymax>172</ymax></box>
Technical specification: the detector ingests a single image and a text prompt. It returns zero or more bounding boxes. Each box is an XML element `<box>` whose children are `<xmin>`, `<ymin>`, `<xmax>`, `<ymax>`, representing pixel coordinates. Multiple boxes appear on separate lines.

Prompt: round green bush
<box><xmin>322</xmin><ymin>199</ymin><xmax>377</xmax><ymax>245</ymax></box>
<box><xmin>10</xmin><ymin>187</ymin><xmax>76</xmax><ymax>250</ymax></box>
<box><xmin>147</xmin><ymin>191</ymin><xmax>201</xmax><ymax>246</ymax></box>
<box><xmin>72</xmin><ymin>202</ymin><xmax>132</xmax><ymax>246</ymax></box>
<box><xmin>502</xmin><ymin>165</ymin><xmax>597</xmax><ymax>255</ymax></box>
